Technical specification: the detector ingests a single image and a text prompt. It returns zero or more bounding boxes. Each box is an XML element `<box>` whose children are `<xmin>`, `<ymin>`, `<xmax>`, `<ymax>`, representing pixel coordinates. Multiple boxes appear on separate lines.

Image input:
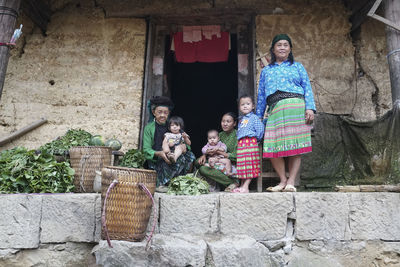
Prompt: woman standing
<box><xmin>143</xmin><ymin>96</ymin><xmax>196</xmax><ymax>192</ymax></box>
<box><xmin>197</xmin><ymin>112</ymin><xmax>238</xmax><ymax>191</ymax></box>
<box><xmin>256</xmin><ymin>34</ymin><xmax>316</xmax><ymax>192</ymax></box>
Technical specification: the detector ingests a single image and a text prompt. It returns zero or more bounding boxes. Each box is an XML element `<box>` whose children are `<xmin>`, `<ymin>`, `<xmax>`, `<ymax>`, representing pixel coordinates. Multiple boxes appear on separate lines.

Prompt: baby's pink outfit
<box><xmin>202</xmin><ymin>141</ymin><xmax>227</xmax><ymax>159</ymax></box>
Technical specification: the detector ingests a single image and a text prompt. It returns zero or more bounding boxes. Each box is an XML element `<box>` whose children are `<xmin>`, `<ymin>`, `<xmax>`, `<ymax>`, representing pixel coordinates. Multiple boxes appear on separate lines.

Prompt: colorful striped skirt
<box><xmin>237</xmin><ymin>137</ymin><xmax>260</xmax><ymax>179</ymax></box>
<box><xmin>263</xmin><ymin>98</ymin><xmax>312</xmax><ymax>158</ymax></box>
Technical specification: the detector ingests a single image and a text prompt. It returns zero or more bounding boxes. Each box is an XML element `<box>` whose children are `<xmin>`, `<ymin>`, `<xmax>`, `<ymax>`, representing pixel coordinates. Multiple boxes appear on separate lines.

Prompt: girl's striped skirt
<box><xmin>237</xmin><ymin>137</ymin><xmax>260</xmax><ymax>179</ymax></box>
<box><xmin>263</xmin><ymin>98</ymin><xmax>312</xmax><ymax>158</ymax></box>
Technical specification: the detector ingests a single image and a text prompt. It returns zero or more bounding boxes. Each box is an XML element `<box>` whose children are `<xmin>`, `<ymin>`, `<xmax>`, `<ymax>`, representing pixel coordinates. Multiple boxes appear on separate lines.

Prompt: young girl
<box><xmin>162</xmin><ymin>116</ymin><xmax>191</xmax><ymax>164</ymax></box>
<box><xmin>202</xmin><ymin>129</ymin><xmax>232</xmax><ymax>175</ymax></box>
<box><xmin>233</xmin><ymin>95</ymin><xmax>265</xmax><ymax>193</ymax></box>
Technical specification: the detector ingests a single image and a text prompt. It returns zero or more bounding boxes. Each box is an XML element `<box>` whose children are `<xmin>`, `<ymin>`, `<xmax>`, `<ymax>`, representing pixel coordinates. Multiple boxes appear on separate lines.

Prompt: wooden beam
<box><xmin>350</xmin><ymin>0</ymin><xmax>375</xmax><ymax>32</ymax></box>
<box><xmin>0</xmin><ymin>118</ymin><xmax>47</xmax><ymax>146</ymax></box>
<box><xmin>0</xmin><ymin>0</ymin><xmax>21</xmax><ymax>102</ymax></box>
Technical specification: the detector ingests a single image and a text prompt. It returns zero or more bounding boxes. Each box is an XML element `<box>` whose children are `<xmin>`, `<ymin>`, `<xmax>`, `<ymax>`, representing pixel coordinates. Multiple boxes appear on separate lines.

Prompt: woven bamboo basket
<box><xmin>69</xmin><ymin>146</ymin><xmax>112</xmax><ymax>193</ymax></box>
<box><xmin>101</xmin><ymin>166</ymin><xmax>156</xmax><ymax>242</ymax></box>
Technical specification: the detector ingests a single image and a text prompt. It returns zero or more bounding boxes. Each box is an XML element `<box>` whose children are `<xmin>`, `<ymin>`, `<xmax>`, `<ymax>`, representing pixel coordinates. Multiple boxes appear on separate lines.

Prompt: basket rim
<box><xmin>103</xmin><ymin>165</ymin><xmax>156</xmax><ymax>173</ymax></box>
<box><xmin>69</xmin><ymin>146</ymin><xmax>112</xmax><ymax>150</ymax></box>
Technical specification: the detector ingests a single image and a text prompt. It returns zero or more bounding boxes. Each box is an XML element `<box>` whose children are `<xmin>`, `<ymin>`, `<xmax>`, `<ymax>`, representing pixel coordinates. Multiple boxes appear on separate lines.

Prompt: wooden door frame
<box><xmin>139</xmin><ymin>15</ymin><xmax>256</xmax><ymax>148</ymax></box>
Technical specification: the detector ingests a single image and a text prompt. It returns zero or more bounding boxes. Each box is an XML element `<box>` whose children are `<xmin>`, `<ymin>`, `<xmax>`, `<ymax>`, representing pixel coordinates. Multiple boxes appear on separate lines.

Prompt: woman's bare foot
<box><xmin>232</xmin><ymin>187</ymin><xmax>249</xmax><ymax>193</ymax></box>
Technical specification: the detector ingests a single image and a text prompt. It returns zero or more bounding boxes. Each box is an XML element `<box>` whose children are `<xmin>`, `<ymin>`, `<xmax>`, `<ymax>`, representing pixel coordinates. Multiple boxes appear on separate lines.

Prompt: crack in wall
<box><xmin>352</xmin><ymin>29</ymin><xmax>381</xmax><ymax>119</ymax></box>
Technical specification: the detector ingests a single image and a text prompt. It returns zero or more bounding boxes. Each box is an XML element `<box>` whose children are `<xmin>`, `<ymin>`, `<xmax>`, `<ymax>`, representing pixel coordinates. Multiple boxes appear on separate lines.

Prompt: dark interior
<box><xmin>165</xmin><ymin>34</ymin><xmax>238</xmax><ymax>157</ymax></box>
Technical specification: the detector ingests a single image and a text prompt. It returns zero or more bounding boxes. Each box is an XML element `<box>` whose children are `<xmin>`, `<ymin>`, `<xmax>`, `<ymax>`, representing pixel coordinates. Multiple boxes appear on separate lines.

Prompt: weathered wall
<box><xmin>0</xmin><ymin>0</ymin><xmax>392</xmax><ymax>151</ymax></box>
<box><xmin>1</xmin><ymin>192</ymin><xmax>400</xmax><ymax>266</ymax></box>
<box><xmin>0</xmin><ymin>0</ymin><xmax>146</xmax><ymax>151</ymax></box>
<box><xmin>255</xmin><ymin>1</ymin><xmax>392</xmax><ymax>121</ymax></box>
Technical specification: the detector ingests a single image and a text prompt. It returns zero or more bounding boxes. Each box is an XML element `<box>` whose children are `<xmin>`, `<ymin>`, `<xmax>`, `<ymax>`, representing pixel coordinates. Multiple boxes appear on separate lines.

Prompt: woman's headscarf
<box><xmin>269</xmin><ymin>33</ymin><xmax>294</xmax><ymax>65</ymax></box>
<box><xmin>270</xmin><ymin>34</ymin><xmax>292</xmax><ymax>50</ymax></box>
<box><xmin>147</xmin><ymin>96</ymin><xmax>174</xmax><ymax>122</ymax></box>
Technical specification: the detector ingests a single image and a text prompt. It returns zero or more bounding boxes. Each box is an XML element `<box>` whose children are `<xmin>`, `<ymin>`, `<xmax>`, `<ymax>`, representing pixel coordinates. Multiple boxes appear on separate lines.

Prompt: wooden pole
<box><xmin>385</xmin><ymin>0</ymin><xmax>400</xmax><ymax>104</ymax></box>
<box><xmin>0</xmin><ymin>117</ymin><xmax>47</xmax><ymax>147</ymax></box>
<box><xmin>0</xmin><ymin>0</ymin><xmax>21</xmax><ymax>102</ymax></box>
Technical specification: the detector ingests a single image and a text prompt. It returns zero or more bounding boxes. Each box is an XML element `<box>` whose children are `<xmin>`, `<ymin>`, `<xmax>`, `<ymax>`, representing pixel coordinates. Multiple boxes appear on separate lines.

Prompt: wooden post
<box><xmin>0</xmin><ymin>0</ymin><xmax>21</xmax><ymax>102</ymax></box>
<box><xmin>385</xmin><ymin>0</ymin><xmax>400</xmax><ymax>104</ymax></box>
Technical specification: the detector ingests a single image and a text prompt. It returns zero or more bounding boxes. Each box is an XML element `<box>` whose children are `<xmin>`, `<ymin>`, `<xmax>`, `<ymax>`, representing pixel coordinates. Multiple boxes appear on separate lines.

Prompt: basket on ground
<box><xmin>69</xmin><ymin>146</ymin><xmax>112</xmax><ymax>193</ymax></box>
<box><xmin>101</xmin><ymin>166</ymin><xmax>156</xmax><ymax>242</ymax></box>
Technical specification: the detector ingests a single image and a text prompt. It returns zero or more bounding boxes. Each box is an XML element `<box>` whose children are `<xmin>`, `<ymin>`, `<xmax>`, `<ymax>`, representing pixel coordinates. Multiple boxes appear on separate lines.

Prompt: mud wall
<box><xmin>0</xmin><ymin>0</ymin><xmax>392</xmax><ymax>152</ymax></box>
<box><xmin>255</xmin><ymin>2</ymin><xmax>391</xmax><ymax>121</ymax></box>
<box><xmin>0</xmin><ymin>0</ymin><xmax>146</xmax><ymax>151</ymax></box>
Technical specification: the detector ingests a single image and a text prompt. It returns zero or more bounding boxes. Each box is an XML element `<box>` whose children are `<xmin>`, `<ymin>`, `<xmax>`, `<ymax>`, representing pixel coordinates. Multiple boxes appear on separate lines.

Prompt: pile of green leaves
<box><xmin>39</xmin><ymin>129</ymin><xmax>92</xmax><ymax>155</ymax></box>
<box><xmin>119</xmin><ymin>149</ymin><xmax>146</xmax><ymax>169</ymax></box>
<box><xmin>167</xmin><ymin>174</ymin><xmax>209</xmax><ymax>195</ymax></box>
<box><xmin>0</xmin><ymin>147</ymin><xmax>75</xmax><ymax>193</ymax></box>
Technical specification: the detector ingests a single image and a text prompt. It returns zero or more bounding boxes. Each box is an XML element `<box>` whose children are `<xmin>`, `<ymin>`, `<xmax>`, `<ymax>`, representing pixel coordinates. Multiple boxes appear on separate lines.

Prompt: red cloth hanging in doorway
<box><xmin>173</xmin><ymin>31</ymin><xmax>230</xmax><ymax>63</ymax></box>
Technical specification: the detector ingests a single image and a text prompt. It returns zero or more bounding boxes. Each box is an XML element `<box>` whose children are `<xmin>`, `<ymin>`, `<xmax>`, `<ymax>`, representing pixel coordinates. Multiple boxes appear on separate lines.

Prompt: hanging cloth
<box><xmin>173</xmin><ymin>31</ymin><xmax>230</xmax><ymax>63</ymax></box>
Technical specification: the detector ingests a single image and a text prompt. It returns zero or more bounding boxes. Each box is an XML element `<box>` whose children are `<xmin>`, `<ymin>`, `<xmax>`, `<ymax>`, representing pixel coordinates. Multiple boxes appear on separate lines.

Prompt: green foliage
<box><xmin>0</xmin><ymin>147</ymin><xmax>75</xmax><ymax>193</ymax></box>
<box><xmin>39</xmin><ymin>129</ymin><xmax>92</xmax><ymax>155</ymax></box>
<box><xmin>167</xmin><ymin>174</ymin><xmax>209</xmax><ymax>195</ymax></box>
<box><xmin>119</xmin><ymin>149</ymin><xmax>146</xmax><ymax>169</ymax></box>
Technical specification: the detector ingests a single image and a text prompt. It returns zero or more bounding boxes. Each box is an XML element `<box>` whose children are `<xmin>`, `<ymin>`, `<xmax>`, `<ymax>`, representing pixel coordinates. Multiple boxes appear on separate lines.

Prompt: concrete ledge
<box><xmin>0</xmin><ymin>193</ymin><xmax>100</xmax><ymax>249</ymax></box>
<box><xmin>0</xmin><ymin>195</ymin><xmax>42</xmax><ymax>249</ymax></box>
<box><xmin>158</xmin><ymin>193</ymin><xmax>219</xmax><ymax>234</ymax></box>
<box><xmin>41</xmin><ymin>194</ymin><xmax>101</xmax><ymax>243</ymax></box>
<box><xmin>296</xmin><ymin>193</ymin><xmax>351</xmax><ymax>240</ymax></box>
<box><xmin>220</xmin><ymin>193</ymin><xmax>294</xmax><ymax>240</ymax></box>
<box><xmin>2</xmin><ymin>191</ymin><xmax>400</xmax><ymax>267</ymax></box>
<box><xmin>349</xmin><ymin>193</ymin><xmax>400</xmax><ymax>240</ymax></box>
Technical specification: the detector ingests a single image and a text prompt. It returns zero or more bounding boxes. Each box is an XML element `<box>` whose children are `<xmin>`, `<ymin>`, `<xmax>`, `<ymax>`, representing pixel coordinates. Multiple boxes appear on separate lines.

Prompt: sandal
<box><xmin>224</xmin><ymin>183</ymin><xmax>238</xmax><ymax>192</ymax></box>
<box><xmin>283</xmin><ymin>184</ymin><xmax>297</xmax><ymax>192</ymax></box>
<box><xmin>266</xmin><ymin>184</ymin><xmax>285</xmax><ymax>192</ymax></box>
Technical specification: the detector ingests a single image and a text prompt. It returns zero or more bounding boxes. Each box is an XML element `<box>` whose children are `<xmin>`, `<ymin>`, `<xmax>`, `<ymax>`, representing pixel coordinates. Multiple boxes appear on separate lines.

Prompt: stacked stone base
<box><xmin>1</xmin><ymin>193</ymin><xmax>400</xmax><ymax>266</ymax></box>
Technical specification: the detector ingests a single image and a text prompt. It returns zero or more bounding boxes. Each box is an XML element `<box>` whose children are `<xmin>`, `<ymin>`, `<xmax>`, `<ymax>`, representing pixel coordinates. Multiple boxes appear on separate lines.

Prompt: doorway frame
<box><xmin>139</xmin><ymin>15</ymin><xmax>256</xmax><ymax>148</ymax></box>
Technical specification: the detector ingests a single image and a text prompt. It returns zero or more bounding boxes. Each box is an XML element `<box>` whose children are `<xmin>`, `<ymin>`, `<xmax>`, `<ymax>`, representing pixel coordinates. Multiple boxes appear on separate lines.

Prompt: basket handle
<box><xmin>102</xmin><ymin>179</ymin><xmax>119</xmax><ymax>248</ymax></box>
<box><xmin>102</xmin><ymin>180</ymin><xmax>157</xmax><ymax>250</ymax></box>
<box><xmin>138</xmin><ymin>182</ymin><xmax>157</xmax><ymax>250</ymax></box>
<box><xmin>79</xmin><ymin>155</ymin><xmax>91</xmax><ymax>192</ymax></box>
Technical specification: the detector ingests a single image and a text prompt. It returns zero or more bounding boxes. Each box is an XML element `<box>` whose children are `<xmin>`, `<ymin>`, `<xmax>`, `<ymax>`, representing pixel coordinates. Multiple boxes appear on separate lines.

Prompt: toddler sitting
<box><xmin>202</xmin><ymin>129</ymin><xmax>232</xmax><ymax>175</ymax></box>
<box><xmin>162</xmin><ymin>116</ymin><xmax>191</xmax><ymax>164</ymax></box>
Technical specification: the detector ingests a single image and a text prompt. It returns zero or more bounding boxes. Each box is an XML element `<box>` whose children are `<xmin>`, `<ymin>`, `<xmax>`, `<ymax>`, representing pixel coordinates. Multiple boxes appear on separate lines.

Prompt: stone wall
<box><xmin>1</xmin><ymin>192</ymin><xmax>400</xmax><ymax>266</ymax></box>
<box><xmin>255</xmin><ymin>2</ymin><xmax>391</xmax><ymax>122</ymax></box>
<box><xmin>0</xmin><ymin>0</ymin><xmax>146</xmax><ymax>151</ymax></box>
<box><xmin>0</xmin><ymin>193</ymin><xmax>100</xmax><ymax>266</ymax></box>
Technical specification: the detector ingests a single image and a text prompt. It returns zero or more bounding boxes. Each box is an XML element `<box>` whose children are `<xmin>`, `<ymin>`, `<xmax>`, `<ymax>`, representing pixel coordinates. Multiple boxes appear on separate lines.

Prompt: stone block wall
<box><xmin>0</xmin><ymin>193</ymin><xmax>100</xmax><ymax>266</ymax></box>
<box><xmin>2</xmin><ymin>192</ymin><xmax>399</xmax><ymax>266</ymax></box>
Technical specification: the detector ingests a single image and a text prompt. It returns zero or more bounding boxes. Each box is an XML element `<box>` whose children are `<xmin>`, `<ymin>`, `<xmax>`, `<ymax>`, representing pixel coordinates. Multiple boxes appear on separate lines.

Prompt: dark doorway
<box><xmin>165</xmin><ymin>34</ymin><xmax>238</xmax><ymax>157</ymax></box>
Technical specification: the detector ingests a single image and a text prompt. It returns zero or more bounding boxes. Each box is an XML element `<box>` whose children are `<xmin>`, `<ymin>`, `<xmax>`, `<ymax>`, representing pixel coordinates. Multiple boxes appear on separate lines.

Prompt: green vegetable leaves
<box><xmin>39</xmin><ymin>129</ymin><xmax>92</xmax><ymax>155</ymax></box>
<box><xmin>167</xmin><ymin>174</ymin><xmax>209</xmax><ymax>195</ymax></box>
<box><xmin>0</xmin><ymin>147</ymin><xmax>75</xmax><ymax>193</ymax></box>
<box><xmin>119</xmin><ymin>149</ymin><xmax>146</xmax><ymax>169</ymax></box>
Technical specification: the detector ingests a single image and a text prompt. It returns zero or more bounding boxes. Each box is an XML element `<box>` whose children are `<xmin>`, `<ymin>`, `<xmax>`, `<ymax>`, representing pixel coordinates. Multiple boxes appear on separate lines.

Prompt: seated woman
<box><xmin>197</xmin><ymin>112</ymin><xmax>238</xmax><ymax>192</ymax></box>
<box><xmin>143</xmin><ymin>96</ymin><xmax>196</xmax><ymax>192</ymax></box>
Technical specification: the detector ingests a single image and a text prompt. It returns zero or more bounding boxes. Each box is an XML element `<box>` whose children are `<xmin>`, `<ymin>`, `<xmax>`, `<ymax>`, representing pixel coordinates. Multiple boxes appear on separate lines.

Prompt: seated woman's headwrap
<box><xmin>147</xmin><ymin>96</ymin><xmax>174</xmax><ymax>122</ymax></box>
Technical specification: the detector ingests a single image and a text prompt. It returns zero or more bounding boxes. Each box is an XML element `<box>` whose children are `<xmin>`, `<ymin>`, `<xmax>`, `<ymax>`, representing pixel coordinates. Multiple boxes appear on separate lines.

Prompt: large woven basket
<box><xmin>101</xmin><ymin>166</ymin><xmax>156</xmax><ymax>242</ymax></box>
<box><xmin>69</xmin><ymin>146</ymin><xmax>112</xmax><ymax>193</ymax></box>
